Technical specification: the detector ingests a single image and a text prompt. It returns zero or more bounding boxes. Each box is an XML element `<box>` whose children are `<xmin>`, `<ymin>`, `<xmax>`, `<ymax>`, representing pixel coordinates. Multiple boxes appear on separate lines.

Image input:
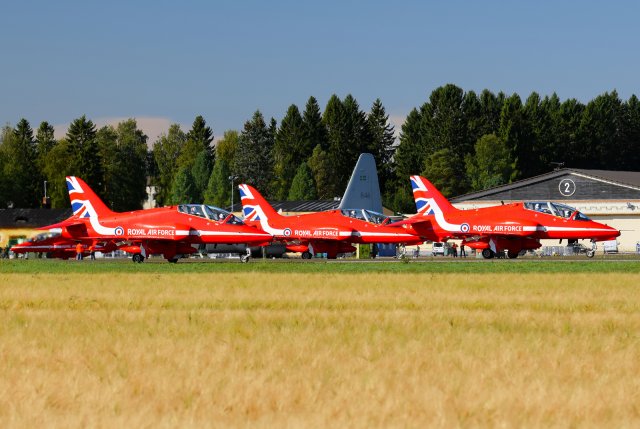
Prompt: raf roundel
<box><xmin>283</xmin><ymin>228</ymin><xmax>292</xmax><ymax>237</ymax></box>
<box><xmin>114</xmin><ymin>226</ymin><xmax>124</xmax><ymax>236</ymax></box>
<box><xmin>460</xmin><ymin>223</ymin><xmax>470</xmax><ymax>233</ymax></box>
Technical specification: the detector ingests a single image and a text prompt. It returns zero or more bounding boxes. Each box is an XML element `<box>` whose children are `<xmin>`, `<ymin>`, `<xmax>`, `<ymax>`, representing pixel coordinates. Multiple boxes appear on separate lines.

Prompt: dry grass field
<box><xmin>1</xmin><ymin>271</ymin><xmax>639</xmax><ymax>428</ymax></box>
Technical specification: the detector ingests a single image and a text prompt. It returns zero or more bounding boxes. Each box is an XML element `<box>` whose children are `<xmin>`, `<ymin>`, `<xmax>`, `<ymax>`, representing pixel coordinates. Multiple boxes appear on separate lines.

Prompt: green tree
<box><xmin>66</xmin><ymin>115</ymin><xmax>101</xmax><ymax>189</ymax></box>
<box><xmin>98</xmin><ymin>119</ymin><xmax>149</xmax><ymax>211</ymax></box>
<box><xmin>620</xmin><ymin>95</ymin><xmax>640</xmax><ymax>170</ymax></box>
<box><xmin>234</xmin><ymin>111</ymin><xmax>274</xmax><ymax>196</ymax></box>
<box><xmin>35</xmin><ymin>121</ymin><xmax>56</xmax><ymax>177</ymax></box>
<box><xmin>390</xmin><ymin>108</ymin><xmax>424</xmax><ymax>213</ymax></box>
<box><xmin>552</xmin><ymin>98</ymin><xmax>584</xmax><ymax>167</ymax></box>
<box><xmin>216</xmin><ymin>130</ymin><xmax>239</xmax><ymax>167</ymax></box>
<box><xmin>288</xmin><ymin>162</ymin><xmax>317</xmax><ymax>200</ymax></box>
<box><xmin>423</xmin><ymin>85</ymin><xmax>471</xmax><ymax>186</ymax></box>
<box><xmin>307</xmin><ymin>144</ymin><xmax>333</xmax><ymax>199</ymax></box>
<box><xmin>191</xmin><ymin>150</ymin><xmax>213</xmax><ymax>201</ymax></box>
<box><xmin>273</xmin><ymin>104</ymin><xmax>307</xmax><ymax>199</ymax></box>
<box><xmin>302</xmin><ymin>96</ymin><xmax>328</xmax><ymax>151</ymax></box>
<box><xmin>498</xmin><ymin>94</ymin><xmax>530</xmax><ymax>181</ymax></box>
<box><xmin>0</xmin><ymin>127</ymin><xmax>11</xmax><ymax>208</ymax></box>
<box><xmin>465</xmin><ymin>134</ymin><xmax>513</xmax><ymax>191</ymax></box>
<box><xmin>323</xmin><ymin>94</ymin><xmax>370</xmax><ymax>197</ymax></box>
<box><xmin>204</xmin><ymin>158</ymin><xmax>231</xmax><ymax>208</ymax></box>
<box><xmin>41</xmin><ymin>139</ymin><xmax>75</xmax><ymax>208</ymax></box>
<box><xmin>0</xmin><ymin>120</ymin><xmax>40</xmax><ymax>207</ymax></box>
<box><xmin>169</xmin><ymin>166</ymin><xmax>198</xmax><ymax>204</ymax></box>
<box><xmin>422</xmin><ymin>148</ymin><xmax>462</xmax><ymax>198</ymax></box>
<box><xmin>152</xmin><ymin>124</ymin><xmax>187</xmax><ymax>206</ymax></box>
<box><xmin>367</xmin><ymin>99</ymin><xmax>396</xmax><ymax>195</ymax></box>
<box><xmin>577</xmin><ymin>91</ymin><xmax>624</xmax><ymax>169</ymax></box>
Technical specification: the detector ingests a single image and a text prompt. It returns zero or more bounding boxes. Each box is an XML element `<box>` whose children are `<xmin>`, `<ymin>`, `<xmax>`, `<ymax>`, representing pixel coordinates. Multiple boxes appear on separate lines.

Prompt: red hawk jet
<box><xmin>40</xmin><ymin>176</ymin><xmax>272</xmax><ymax>262</ymax></box>
<box><xmin>401</xmin><ymin>175</ymin><xmax>620</xmax><ymax>259</ymax></box>
<box><xmin>10</xmin><ymin>232</ymin><xmax>117</xmax><ymax>259</ymax></box>
<box><xmin>238</xmin><ymin>183</ymin><xmax>423</xmax><ymax>259</ymax></box>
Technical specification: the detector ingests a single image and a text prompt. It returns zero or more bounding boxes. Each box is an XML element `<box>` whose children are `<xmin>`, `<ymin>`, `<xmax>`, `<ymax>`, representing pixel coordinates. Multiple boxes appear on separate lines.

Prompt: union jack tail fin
<box><xmin>66</xmin><ymin>176</ymin><xmax>115</xmax><ymax>219</ymax></box>
<box><xmin>410</xmin><ymin>175</ymin><xmax>457</xmax><ymax>216</ymax></box>
<box><xmin>238</xmin><ymin>184</ymin><xmax>281</xmax><ymax>223</ymax></box>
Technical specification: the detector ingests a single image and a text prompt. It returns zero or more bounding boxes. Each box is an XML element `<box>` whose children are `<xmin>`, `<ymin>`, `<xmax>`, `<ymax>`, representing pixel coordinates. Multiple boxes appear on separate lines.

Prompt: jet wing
<box><xmin>38</xmin><ymin>219</ymin><xmax>89</xmax><ymax>237</ymax></box>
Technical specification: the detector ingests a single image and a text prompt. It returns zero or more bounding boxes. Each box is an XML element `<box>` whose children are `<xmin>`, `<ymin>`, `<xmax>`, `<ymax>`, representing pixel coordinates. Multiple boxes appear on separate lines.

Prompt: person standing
<box><xmin>76</xmin><ymin>242</ymin><xmax>84</xmax><ymax>261</ymax></box>
<box><xmin>460</xmin><ymin>244</ymin><xmax>466</xmax><ymax>258</ymax></box>
<box><xmin>452</xmin><ymin>242</ymin><xmax>458</xmax><ymax>258</ymax></box>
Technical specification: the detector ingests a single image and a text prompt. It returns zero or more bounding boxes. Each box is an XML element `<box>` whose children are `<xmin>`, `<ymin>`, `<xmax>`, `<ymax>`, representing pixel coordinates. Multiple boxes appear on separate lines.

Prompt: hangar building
<box><xmin>451</xmin><ymin>169</ymin><xmax>640</xmax><ymax>252</ymax></box>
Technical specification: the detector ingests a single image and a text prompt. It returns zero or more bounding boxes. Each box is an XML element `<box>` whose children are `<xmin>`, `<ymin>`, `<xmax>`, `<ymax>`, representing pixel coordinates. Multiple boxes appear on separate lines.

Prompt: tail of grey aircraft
<box><xmin>338</xmin><ymin>153</ymin><xmax>383</xmax><ymax>213</ymax></box>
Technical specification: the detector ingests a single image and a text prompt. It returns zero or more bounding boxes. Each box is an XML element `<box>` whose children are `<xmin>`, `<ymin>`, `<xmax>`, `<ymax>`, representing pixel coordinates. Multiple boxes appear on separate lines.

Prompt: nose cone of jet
<box><xmin>591</xmin><ymin>221</ymin><xmax>621</xmax><ymax>241</ymax></box>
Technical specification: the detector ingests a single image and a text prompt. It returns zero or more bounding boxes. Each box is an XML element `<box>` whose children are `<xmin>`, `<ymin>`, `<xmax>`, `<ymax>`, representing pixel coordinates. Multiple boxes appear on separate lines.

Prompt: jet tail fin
<box><xmin>410</xmin><ymin>175</ymin><xmax>458</xmax><ymax>216</ymax></box>
<box><xmin>66</xmin><ymin>176</ymin><xmax>115</xmax><ymax>219</ymax></box>
<box><xmin>338</xmin><ymin>153</ymin><xmax>383</xmax><ymax>212</ymax></box>
<box><xmin>238</xmin><ymin>184</ymin><xmax>281</xmax><ymax>222</ymax></box>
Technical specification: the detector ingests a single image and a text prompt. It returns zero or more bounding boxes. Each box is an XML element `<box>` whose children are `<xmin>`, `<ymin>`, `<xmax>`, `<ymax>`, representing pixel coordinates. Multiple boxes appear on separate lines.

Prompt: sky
<box><xmin>2</xmin><ymin>0</ymin><xmax>639</xmax><ymax>143</ymax></box>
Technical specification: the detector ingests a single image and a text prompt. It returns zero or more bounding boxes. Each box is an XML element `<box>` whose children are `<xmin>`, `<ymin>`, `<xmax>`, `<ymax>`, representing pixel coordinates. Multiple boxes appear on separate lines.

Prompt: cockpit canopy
<box><xmin>178</xmin><ymin>204</ymin><xmax>244</xmax><ymax>224</ymax></box>
<box><xmin>340</xmin><ymin>209</ymin><xmax>389</xmax><ymax>225</ymax></box>
<box><xmin>524</xmin><ymin>202</ymin><xmax>591</xmax><ymax>221</ymax></box>
<box><xmin>29</xmin><ymin>231</ymin><xmax>61</xmax><ymax>242</ymax></box>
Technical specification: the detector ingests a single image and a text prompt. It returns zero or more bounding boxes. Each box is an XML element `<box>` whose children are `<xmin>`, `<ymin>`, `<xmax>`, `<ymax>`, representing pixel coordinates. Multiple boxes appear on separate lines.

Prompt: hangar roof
<box><xmin>0</xmin><ymin>208</ymin><xmax>72</xmax><ymax>228</ymax></box>
<box><xmin>452</xmin><ymin>168</ymin><xmax>640</xmax><ymax>202</ymax></box>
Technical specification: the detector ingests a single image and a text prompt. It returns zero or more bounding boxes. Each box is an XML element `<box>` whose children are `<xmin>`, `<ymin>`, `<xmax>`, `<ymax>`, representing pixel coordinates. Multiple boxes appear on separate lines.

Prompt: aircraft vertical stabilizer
<box><xmin>410</xmin><ymin>175</ymin><xmax>457</xmax><ymax>216</ymax></box>
<box><xmin>338</xmin><ymin>153</ymin><xmax>383</xmax><ymax>213</ymax></box>
<box><xmin>66</xmin><ymin>176</ymin><xmax>114</xmax><ymax>219</ymax></box>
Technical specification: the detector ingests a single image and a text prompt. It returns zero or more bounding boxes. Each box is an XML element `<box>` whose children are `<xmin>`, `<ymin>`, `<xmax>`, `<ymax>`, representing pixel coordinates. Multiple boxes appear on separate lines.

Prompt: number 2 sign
<box><xmin>558</xmin><ymin>179</ymin><xmax>576</xmax><ymax>197</ymax></box>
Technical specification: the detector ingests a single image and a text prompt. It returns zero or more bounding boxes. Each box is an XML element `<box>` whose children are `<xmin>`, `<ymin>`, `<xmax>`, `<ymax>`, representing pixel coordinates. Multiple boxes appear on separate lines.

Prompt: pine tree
<box><xmin>152</xmin><ymin>124</ymin><xmax>187</xmax><ymax>206</ymax></box>
<box><xmin>302</xmin><ymin>96</ymin><xmax>328</xmax><ymax>151</ymax></box>
<box><xmin>422</xmin><ymin>148</ymin><xmax>461</xmax><ymax>197</ymax></box>
<box><xmin>367</xmin><ymin>99</ymin><xmax>395</xmax><ymax>195</ymax></box>
<box><xmin>273</xmin><ymin>104</ymin><xmax>307</xmax><ymax>199</ymax></box>
<box><xmin>288</xmin><ymin>162</ymin><xmax>317</xmax><ymax>200</ymax></box>
<box><xmin>36</xmin><ymin>121</ymin><xmax>56</xmax><ymax>175</ymax></box>
<box><xmin>391</xmin><ymin>108</ymin><xmax>425</xmax><ymax>213</ymax></box>
<box><xmin>578</xmin><ymin>91</ymin><xmax>624</xmax><ymax>169</ymax></box>
<box><xmin>307</xmin><ymin>144</ymin><xmax>332</xmax><ymax>199</ymax></box>
<box><xmin>66</xmin><ymin>115</ymin><xmax>101</xmax><ymax>189</ymax></box>
<box><xmin>191</xmin><ymin>150</ymin><xmax>213</xmax><ymax>201</ymax></box>
<box><xmin>169</xmin><ymin>166</ymin><xmax>198</xmax><ymax>204</ymax></box>
<box><xmin>204</xmin><ymin>158</ymin><xmax>231</xmax><ymax>208</ymax></box>
<box><xmin>41</xmin><ymin>139</ymin><xmax>75</xmax><ymax>208</ymax></box>
<box><xmin>498</xmin><ymin>94</ymin><xmax>530</xmax><ymax>181</ymax></box>
<box><xmin>99</xmin><ymin>119</ymin><xmax>149</xmax><ymax>211</ymax></box>
<box><xmin>12</xmin><ymin>119</ymin><xmax>40</xmax><ymax>206</ymax></box>
<box><xmin>234</xmin><ymin>111</ymin><xmax>275</xmax><ymax>196</ymax></box>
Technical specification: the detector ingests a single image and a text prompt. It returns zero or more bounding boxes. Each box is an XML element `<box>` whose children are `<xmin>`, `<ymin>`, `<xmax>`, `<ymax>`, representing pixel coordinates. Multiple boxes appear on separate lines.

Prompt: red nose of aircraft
<box><xmin>588</xmin><ymin>220</ymin><xmax>621</xmax><ymax>241</ymax></box>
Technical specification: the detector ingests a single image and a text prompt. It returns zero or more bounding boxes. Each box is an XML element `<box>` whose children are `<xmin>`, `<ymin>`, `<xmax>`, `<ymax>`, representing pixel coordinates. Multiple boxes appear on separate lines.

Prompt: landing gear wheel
<box><xmin>301</xmin><ymin>251</ymin><xmax>312</xmax><ymax>260</ymax></box>
<box><xmin>507</xmin><ymin>251</ymin><xmax>519</xmax><ymax>259</ymax></box>
<box><xmin>132</xmin><ymin>253</ymin><xmax>144</xmax><ymax>263</ymax></box>
<box><xmin>240</xmin><ymin>254</ymin><xmax>250</xmax><ymax>263</ymax></box>
<box><xmin>586</xmin><ymin>250</ymin><xmax>595</xmax><ymax>258</ymax></box>
<box><xmin>481</xmin><ymin>248</ymin><xmax>495</xmax><ymax>259</ymax></box>
<box><xmin>168</xmin><ymin>257</ymin><xmax>179</xmax><ymax>263</ymax></box>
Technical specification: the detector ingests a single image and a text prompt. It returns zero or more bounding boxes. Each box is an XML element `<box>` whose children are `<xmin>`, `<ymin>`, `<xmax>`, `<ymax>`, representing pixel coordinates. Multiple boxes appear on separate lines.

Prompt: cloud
<box><xmin>54</xmin><ymin>116</ymin><xmax>185</xmax><ymax>147</ymax></box>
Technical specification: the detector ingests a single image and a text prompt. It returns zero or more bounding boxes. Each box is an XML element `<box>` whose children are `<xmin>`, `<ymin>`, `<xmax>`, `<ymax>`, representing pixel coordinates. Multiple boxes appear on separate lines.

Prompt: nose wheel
<box><xmin>301</xmin><ymin>251</ymin><xmax>312</xmax><ymax>260</ymax></box>
<box><xmin>132</xmin><ymin>253</ymin><xmax>144</xmax><ymax>263</ymax></box>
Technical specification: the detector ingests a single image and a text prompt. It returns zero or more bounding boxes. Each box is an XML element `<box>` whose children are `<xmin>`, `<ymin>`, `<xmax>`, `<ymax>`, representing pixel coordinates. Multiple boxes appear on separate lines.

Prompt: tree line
<box><xmin>1</xmin><ymin>84</ymin><xmax>639</xmax><ymax>214</ymax></box>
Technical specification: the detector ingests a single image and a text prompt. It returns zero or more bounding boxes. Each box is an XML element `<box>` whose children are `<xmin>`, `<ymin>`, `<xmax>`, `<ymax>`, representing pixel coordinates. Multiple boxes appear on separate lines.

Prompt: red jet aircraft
<box><xmin>41</xmin><ymin>176</ymin><xmax>272</xmax><ymax>262</ymax></box>
<box><xmin>401</xmin><ymin>175</ymin><xmax>620</xmax><ymax>258</ymax></box>
<box><xmin>238</xmin><ymin>184</ymin><xmax>423</xmax><ymax>259</ymax></box>
<box><xmin>10</xmin><ymin>232</ymin><xmax>117</xmax><ymax>259</ymax></box>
